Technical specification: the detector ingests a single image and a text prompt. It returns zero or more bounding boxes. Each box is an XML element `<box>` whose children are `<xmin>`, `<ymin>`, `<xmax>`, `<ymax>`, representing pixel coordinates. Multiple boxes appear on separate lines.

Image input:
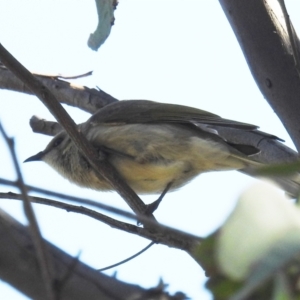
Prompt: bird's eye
<box><xmin>53</xmin><ymin>137</ymin><xmax>63</xmax><ymax>147</ymax></box>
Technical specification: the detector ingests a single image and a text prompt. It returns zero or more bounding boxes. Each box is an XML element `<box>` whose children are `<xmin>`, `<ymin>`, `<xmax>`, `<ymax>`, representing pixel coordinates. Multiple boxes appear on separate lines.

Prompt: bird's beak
<box><xmin>24</xmin><ymin>151</ymin><xmax>45</xmax><ymax>163</ymax></box>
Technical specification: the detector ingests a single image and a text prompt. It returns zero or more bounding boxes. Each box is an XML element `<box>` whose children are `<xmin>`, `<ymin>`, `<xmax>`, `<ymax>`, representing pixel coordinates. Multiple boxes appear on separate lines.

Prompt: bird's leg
<box><xmin>145</xmin><ymin>182</ymin><xmax>173</xmax><ymax>215</ymax></box>
<box><xmin>137</xmin><ymin>182</ymin><xmax>173</xmax><ymax>226</ymax></box>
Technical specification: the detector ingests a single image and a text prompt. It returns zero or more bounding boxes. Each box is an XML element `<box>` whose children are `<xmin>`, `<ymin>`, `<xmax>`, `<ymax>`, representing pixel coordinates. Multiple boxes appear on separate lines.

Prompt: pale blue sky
<box><xmin>0</xmin><ymin>1</ymin><xmax>299</xmax><ymax>299</ymax></box>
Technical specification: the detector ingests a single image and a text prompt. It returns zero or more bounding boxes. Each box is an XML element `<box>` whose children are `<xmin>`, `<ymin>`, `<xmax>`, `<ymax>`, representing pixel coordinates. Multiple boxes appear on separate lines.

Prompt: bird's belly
<box><xmin>112</xmin><ymin>157</ymin><xmax>195</xmax><ymax>194</ymax></box>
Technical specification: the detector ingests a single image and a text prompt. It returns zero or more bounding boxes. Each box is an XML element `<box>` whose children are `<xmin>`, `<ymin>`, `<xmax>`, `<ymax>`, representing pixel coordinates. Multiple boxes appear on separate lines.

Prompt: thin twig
<box><xmin>32</xmin><ymin>71</ymin><xmax>93</xmax><ymax>80</ymax></box>
<box><xmin>0</xmin><ymin>124</ymin><xmax>55</xmax><ymax>300</ymax></box>
<box><xmin>0</xmin><ymin>178</ymin><xmax>137</xmax><ymax>216</ymax></box>
<box><xmin>56</xmin><ymin>71</ymin><xmax>93</xmax><ymax>80</ymax></box>
<box><xmin>98</xmin><ymin>242</ymin><xmax>155</xmax><ymax>272</ymax></box>
<box><xmin>0</xmin><ymin>191</ymin><xmax>201</xmax><ymax>250</ymax></box>
<box><xmin>0</xmin><ymin>43</ymin><xmax>154</xmax><ymax>224</ymax></box>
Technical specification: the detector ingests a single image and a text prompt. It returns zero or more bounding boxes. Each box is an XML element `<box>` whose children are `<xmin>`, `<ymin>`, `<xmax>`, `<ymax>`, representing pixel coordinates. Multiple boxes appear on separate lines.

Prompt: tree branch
<box><xmin>0</xmin><ymin>63</ymin><xmax>118</xmax><ymax>113</ymax></box>
<box><xmin>0</xmin><ymin>191</ymin><xmax>201</xmax><ymax>252</ymax></box>
<box><xmin>0</xmin><ymin>209</ymin><xmax>184</xmax><ymax>300</ymax></box>
<box><xmin>219</xmin><ymin>0</ymin><xmax>300</xmax><ymax>151</ymax></box>
<box><xmin>30</xmin><ymin>115</ymin><xmax>62</xmax><ymax>136</ymax></box>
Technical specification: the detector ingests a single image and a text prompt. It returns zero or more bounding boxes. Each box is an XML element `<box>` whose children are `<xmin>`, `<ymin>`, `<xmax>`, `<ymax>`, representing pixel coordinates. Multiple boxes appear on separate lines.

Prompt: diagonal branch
<box><xmin>0</xmin><ymin>43</ymin><xmax>153</xmax><ymax>223</ymax></box>
<box><xmin>0</xmin><ymin>124</ymin><xmax>55</xmax><ymax>300</ymax></box>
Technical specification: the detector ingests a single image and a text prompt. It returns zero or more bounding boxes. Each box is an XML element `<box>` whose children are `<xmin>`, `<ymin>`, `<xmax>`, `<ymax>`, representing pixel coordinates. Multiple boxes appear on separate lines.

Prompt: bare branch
<box><xmin>30</xmin><ymin>115</ymin><xmax>62</xmax><ymax>136</ymax></box>
<box><xmin>0</xmin><ymin>63</ymin><xmax>118</xmax><ymax>113</ymax></box>
<box><xmin>0</xmin><ymin>191</ymin><xmax>201</xmax><ymax>252</ymax></box>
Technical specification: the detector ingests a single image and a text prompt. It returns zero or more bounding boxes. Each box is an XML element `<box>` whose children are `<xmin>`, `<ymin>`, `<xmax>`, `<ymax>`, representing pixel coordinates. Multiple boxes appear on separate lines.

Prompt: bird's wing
<box><xmin>88</xmin><ymin>100</ymin><xmax>258</xmax><ymax>130</ymax></box>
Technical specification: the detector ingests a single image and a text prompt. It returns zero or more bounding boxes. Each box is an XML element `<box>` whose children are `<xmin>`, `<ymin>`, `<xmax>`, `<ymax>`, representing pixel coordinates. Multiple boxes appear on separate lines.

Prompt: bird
<box><xmin>24</xmin><ymin>100</ymin><xmax>300</xmax><ymax>211</ymax></box>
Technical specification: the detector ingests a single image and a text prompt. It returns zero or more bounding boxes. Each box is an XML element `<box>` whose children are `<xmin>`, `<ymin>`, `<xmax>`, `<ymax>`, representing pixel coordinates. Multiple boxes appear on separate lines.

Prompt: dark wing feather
<box><xmin>88</xmin><ymin>100</ymin><xmax>258</xmax><ymax>130</ymax></box>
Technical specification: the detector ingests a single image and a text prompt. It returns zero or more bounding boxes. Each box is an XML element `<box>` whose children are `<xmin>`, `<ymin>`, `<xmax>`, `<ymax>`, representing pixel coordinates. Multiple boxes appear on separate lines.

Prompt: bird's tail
<box><xmin>216</xmin><ymin>126</ymin><xmax>300</xmax><ymax>198</ymax></box>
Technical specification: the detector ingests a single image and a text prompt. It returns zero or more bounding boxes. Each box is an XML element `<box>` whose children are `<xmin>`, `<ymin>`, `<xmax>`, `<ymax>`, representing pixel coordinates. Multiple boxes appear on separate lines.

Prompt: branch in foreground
<box><xmin>0</xmin><ymin>209</ymin><xmax>184</xmax><ymax>300</ymax></box>
<box><xmin>0</xmin><ymin>43</ymin><xmax>152</xmax><ymax>222</ymax></box>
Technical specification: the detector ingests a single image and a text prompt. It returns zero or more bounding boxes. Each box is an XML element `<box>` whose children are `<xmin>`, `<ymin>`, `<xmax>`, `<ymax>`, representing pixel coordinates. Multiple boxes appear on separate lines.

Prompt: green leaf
<box><xmin>255</xmin><ymin>161</ymin><xmax>300</xmax><ymax>177</ymax></box>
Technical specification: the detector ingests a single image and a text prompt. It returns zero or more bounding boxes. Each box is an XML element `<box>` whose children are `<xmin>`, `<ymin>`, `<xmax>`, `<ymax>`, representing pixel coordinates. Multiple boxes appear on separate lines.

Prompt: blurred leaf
<box><xmin>192</xmin><ymin>232</ymin><xmax>218</xmax><ymax>276</ymax></box>
<box><xmin>230</xmin><ymin>230</ymin><xmax>300</xmax><ymax>300</ymax></box>
<box><xmin>193</xmin><ymin>233</ymin><xmax>243</xmax><ymax>299</ymax></box>
<box><xmin>272</xmin><ymin>272</ymin><xmax>293</xmax><ymax>300</ymax></box>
